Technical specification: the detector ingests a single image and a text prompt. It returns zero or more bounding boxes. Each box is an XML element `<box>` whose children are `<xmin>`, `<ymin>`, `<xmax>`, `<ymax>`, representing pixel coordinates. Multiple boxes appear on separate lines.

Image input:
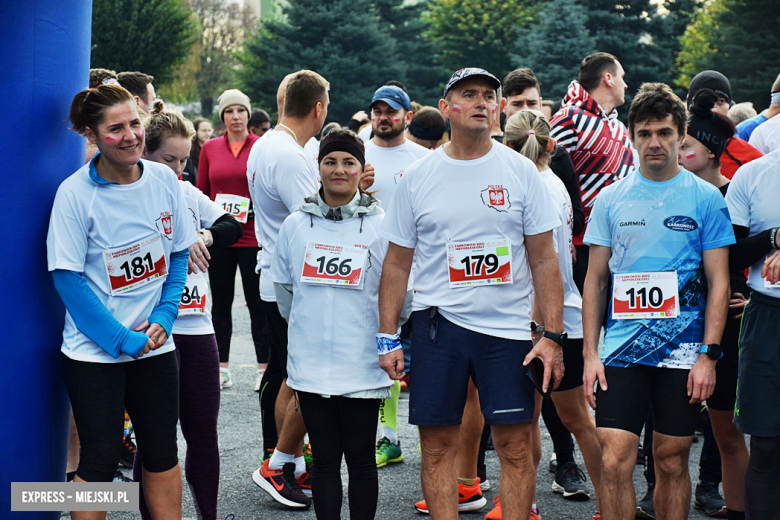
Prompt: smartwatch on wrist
<box><xmin>543</xmin><ymin>330</ymin><xmax>567</xmax><ymax>347</ymax></box>
<box><xmin>700</xmin><ymin>343</ymin><xmax>723</xmax><ymax>360</ymax></box>
<box><xmin>530</xmin><ymin>321</ymin><xmax>545</xmax><ymax>333</ymax></box>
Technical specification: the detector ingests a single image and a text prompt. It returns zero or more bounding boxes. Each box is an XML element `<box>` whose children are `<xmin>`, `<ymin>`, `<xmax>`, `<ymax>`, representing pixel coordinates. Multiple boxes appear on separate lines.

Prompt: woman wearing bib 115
<box><xmin>263</xmin><ymin>128</ymin><xmax>393</xmax><ymax>519</ymax></box>
<box><xmin>47</xmin><ymin>83</ymin><xmax>197</xmax><ymax>520</ymax></box>
<box><xmin>133</xmin><ymin>101</ymin><xmax>244</xmax><ymax>520</ymax></box>
<box><xmin>196</xmin><ymin>88</ymin><xmax>266</xmax><ymax>389</ymax></box>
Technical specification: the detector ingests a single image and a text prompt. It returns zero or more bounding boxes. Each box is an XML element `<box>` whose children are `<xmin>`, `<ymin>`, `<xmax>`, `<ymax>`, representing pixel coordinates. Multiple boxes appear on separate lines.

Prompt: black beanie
<box><xmin>686</xmin><ymin>90</ymin><xmax>735</xmax><ymax>161</ymax></box>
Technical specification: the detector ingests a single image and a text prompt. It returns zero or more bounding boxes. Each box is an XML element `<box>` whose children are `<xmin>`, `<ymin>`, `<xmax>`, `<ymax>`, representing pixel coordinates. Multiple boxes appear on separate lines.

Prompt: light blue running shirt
<box><xmin>584</xmin><ymin>168</ymin><xmax>735</xmax><ymax>369</ymax></box>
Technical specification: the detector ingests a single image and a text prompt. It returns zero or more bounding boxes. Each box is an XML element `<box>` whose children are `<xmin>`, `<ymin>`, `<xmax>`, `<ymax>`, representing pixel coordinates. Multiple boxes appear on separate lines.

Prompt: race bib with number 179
<box><xmin>447</xmin><ymin>239</ymin><xmax>513</xmax><ymax>288</ymax></box>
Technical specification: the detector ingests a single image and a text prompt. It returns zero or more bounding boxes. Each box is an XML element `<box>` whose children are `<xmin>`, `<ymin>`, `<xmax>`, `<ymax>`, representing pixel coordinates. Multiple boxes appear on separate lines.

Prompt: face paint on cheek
<box><xmin>350</xmin><ymin>172</ymin><xmax>359</xmax><ymax>177</ymax></box>
<box><xmin>490</xmin><ymin>106</ymin><xmax>497</xmax><ymax>114</ymax></box>
<box><xmin>452</xmin><ymin>104</ymin><xmax>461</xmax><ymax>113</ymax></box>
<box><xmin>371</xmin><ymin>117</ymin><xmax>377</xmax><ymax>122</ymax></box>
<box><xmin>685</xmin><ymin>151</ymin><xmax>697</xmax><ymax>159</ymax></box>
<box><xmin>104</xmin><ymin>135</ymin><xmax>118</xmax><ymax>142</ymax></box>
<box><xmin>392</xmin><ymin>117</ymin><xmax>401</xmax><ymax>122</ymax></box>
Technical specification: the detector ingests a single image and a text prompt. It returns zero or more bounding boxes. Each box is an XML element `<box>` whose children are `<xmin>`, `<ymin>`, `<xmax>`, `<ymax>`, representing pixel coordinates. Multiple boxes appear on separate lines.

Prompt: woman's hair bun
<box><xmin>151</xmin><ymin>99</ymin><xmax>166</xmax><ymax>116</ymax></box>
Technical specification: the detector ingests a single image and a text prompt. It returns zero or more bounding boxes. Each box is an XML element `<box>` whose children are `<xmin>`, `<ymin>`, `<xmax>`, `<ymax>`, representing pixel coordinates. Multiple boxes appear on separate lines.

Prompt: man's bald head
<box><xmin>276</xmin><ymin>73</ymin><xmax>297</xmax><ymax>117</ymax></box>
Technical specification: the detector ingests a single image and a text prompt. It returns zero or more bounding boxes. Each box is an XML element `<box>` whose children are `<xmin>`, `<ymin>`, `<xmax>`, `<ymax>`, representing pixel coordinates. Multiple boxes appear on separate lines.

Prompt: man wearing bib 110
<box><xmin>582</xmin><ymin>83</ymin><xmax>735</xmax><ymax>520</ymax></box>
<box><xmin>378</xmin><ymin>67</ymin><xmax>565</xmax><ymax>520</ymax></box>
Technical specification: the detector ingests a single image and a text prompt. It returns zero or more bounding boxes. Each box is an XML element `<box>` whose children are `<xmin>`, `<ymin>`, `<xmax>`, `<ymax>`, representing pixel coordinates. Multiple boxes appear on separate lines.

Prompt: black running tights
<box><xmin>297</xmin><ymin>392</ymin><xmax>380</xmax><ymax>520</ymax></box>
<box><xmin>745</xmin><ymin>435</ymin><xmax>780</xmax><ymax>520</ymax></box>
<box><xmin>207</xmin><ymin>246</ymin><xmax>269</xmax><ymax>364</ymax></box>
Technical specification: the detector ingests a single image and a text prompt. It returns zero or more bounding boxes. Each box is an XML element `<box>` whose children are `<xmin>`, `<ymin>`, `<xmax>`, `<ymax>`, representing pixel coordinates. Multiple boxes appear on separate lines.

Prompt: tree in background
<box><xmin>238</xmin><ymin>0</ymin><xmax>404</xmax><ymax>124</ymax></box>
<box><xmin>514</xmin><ymin>0</ymin><xmax>596</xmax><ymax>102</ymax></box>
<box><xmin>676</xmin><ymin>0</ymin><xmax>724</xmax><ymax>91</ymax></box>
<box><xmin>423</xmin><ymin>0</ymin><xmax>536</xmax><ymax>81</ymax></box>
<box><xmin>374</xmin><ymin>0</ymin><xmax>445</xmax><ymax>107</ymax></box>
<box><xmin>193</xmin><ymin>0</ymin><xmax>256</xmax><ymax>116</ymax></box>
<box><xmin>679</xmin><ymin>0</ymin><xmax>780</xmax><ymax>110</ymax></box>
<box><xmin>91</xmin><ymin>0</ymin><xmax>195</xmax><ymax>83</ymax></box>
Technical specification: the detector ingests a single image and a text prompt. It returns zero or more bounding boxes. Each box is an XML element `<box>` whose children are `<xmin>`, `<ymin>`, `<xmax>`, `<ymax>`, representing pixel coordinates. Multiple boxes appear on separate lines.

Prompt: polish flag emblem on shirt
<box><xmin>157</xmin><ymin>211</ymin><xmax>173</xmax><ymax>238</ymax></box>
<box><xmin>481</xmin><ymin>185</ymin><xmax>511</xmax><ymax>212</ymax></box>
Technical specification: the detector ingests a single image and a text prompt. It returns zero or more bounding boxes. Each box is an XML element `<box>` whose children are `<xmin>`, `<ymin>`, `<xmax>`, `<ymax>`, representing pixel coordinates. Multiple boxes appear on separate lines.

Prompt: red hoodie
<box><xmin>550</xmin><ymin>81</ymin><xmax>637</xmax><ymax>246</ymax></box>
<box><xmin>197</xmin><ymin>133</ymin><xmax>259</xmax><ymax>248</ymax></box>
<box><xmin>721</xmin><ymin>137</ymin><xmax>763</xmax><ymax>179</ymax></box>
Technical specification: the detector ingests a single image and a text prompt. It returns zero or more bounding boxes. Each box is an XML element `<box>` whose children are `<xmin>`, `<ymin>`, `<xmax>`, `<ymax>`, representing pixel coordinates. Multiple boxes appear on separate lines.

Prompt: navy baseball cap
<box><xmin>370</xmin><ymin>86</ymin><xmax>411</xmax><ymax>111</ymax></box>
<box><xmin>443</xmin><ymin>68</ymin><xmax>501</xmax><ymax>98</ymax></box>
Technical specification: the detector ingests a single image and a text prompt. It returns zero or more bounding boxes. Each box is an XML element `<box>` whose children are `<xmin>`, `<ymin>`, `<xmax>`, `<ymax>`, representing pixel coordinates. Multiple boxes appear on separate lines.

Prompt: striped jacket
<box><xmin>550</xmin><ymin>81</ymin><xmax>637</xmax><ymax>246</ymax></box>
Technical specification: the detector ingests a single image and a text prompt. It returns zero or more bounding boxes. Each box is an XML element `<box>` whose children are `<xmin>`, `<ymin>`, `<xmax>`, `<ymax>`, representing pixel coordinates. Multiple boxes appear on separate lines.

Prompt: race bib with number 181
<box><xmin>612</xmin><ymin>271</ymin><xmax>679</xmax><ymax>319</ymax></box>
<box><xmin>104</xmin><ymin>233</ymin><xmax>168</xmax><ymax>296</ymax></box>
<box><xmin>300</xmin><ymin>242</ymin><xmax>367</xmax><ymax>288</ymax></box>
<box><xmin>447</xmin><ymin>239</ymin><xmax>512</xmax><ymax>288</ymax></box>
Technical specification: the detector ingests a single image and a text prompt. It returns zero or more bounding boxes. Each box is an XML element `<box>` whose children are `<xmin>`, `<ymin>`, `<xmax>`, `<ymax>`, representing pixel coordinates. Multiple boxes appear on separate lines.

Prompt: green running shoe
<box><xmin>375</xmin><ymin>437</ymin><xmax>403</xmax><ymax>468</ymax></box>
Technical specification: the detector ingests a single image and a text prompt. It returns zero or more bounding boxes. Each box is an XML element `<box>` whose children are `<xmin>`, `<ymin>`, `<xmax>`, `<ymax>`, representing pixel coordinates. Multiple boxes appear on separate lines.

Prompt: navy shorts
<box><xmin>408</xmin><ymin>308</ymin><xmax>536</xmax><ymax>426</ymax></box>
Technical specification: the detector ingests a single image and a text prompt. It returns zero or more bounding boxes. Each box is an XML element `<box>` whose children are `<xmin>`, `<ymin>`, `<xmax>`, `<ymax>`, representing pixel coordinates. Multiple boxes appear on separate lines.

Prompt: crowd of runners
<box><xmin>46</xmin><ymin>53</ymin><xmax>780</xmax><ymax>520</ymax></box>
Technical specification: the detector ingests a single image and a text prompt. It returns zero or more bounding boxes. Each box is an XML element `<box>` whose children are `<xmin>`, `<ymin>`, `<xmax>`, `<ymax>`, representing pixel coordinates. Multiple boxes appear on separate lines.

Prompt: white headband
<box><xmin>772</xmin><ymin>91</ymin><xmax>780</xmax><ymax>105</ymax></box>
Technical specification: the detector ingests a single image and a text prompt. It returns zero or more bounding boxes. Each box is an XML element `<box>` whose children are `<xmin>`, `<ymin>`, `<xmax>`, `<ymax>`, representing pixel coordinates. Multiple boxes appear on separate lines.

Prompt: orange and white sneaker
<box><xmin>297</xmin><ymin>470</ymin><xmax>312</xmax><ymax>498</ymax></box>
<box><xmin>414</xmin><ymin>479</ymin><xmax>487</xmax><ymax>513</ymax></box>
<box><xmin>592</xmin><ymin>512</ymin><xmax>601</xmax><ymax>520</ymax></box>
<box><xmin>484</xmin><ymin>497</ymin><xmax>541</xmax><ymax>520</ymax></box>
<box><xmin>252</xmin><ymin>459</ymin><xmax>311</xmax><ymax>509</ymax></box>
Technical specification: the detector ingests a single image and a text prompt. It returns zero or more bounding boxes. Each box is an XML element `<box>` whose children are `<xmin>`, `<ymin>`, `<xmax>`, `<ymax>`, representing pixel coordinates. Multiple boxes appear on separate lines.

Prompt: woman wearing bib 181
<box><xmin>48</xmin><ymin>83</ymin><xmax>197</xmax><ymax>520</ymax></box>
<box><xmin>261</xmin><ymin>128</ymin><xmax>393</xmax><ymax>519</ymax></box>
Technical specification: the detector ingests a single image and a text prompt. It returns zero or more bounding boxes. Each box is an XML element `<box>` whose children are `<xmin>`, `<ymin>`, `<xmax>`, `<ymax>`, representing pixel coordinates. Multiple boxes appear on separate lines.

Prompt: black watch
<box><xmin>700</xmin><ymin>343</ymin><xmax>723</xmax><ymax>360</ymax></box>
<box><xmin>542</xmin><ymin>330</ymin><xmax>567</xmax><ymax>347</ymax></box>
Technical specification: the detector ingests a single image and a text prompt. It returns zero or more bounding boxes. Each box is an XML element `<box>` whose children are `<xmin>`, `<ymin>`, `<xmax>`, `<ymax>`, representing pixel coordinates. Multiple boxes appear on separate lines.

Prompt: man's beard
<box><xmin>374</xmin><ymin>123</ymin><xmax>405</xmax><ymax>141</ymax></box>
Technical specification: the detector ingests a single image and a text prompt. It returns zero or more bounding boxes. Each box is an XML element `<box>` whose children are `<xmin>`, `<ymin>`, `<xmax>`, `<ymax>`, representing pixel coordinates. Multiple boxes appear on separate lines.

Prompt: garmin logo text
<box><xmin>619</xmin><ymin>220</ymin><xmax>646</xmax><ymax>227</ymax></box>
<box><xmin>664</xmin><ymin>216</ymin><xmax>698</xmax><ymax>232</ymax></box>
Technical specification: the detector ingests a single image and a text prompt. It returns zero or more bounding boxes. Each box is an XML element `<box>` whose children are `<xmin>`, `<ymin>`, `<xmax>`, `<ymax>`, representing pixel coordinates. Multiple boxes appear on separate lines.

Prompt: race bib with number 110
<box><xmin>300</xmin><ymin>242</ymin><xmax>367</xmax><ymax>288</ymax></box>
<box><xmin>612</xmin><ymin>271</ymin><xmax>679</xmax><ymax>319</ymax></box>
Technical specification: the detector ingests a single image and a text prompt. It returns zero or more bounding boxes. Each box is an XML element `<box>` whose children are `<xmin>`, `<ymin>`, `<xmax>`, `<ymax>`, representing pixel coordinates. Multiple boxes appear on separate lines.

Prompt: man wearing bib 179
<box><xmin>582</xmin><ymin>83</ymin><xmax>735</xmax><ymax>520</ymax></box>
<box><xmin>378</xmin><ymin>68</ymin><xmax>566</xmax><ymax>520</ymax></box>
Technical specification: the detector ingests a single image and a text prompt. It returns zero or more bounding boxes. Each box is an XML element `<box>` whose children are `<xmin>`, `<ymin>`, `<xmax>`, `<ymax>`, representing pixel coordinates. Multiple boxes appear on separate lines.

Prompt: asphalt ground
<box><xmin>62</xmin><ymin>275</ymin><xmax>716</xmax><ymax>520</ymax></box>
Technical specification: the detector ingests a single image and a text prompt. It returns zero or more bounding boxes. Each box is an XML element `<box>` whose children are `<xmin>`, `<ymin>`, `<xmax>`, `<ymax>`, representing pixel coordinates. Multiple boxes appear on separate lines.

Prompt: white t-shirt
<box><xmin>248</xmin><ymin>130</ymin><xmax>320</xmax><ymax>301</ymax></box>
<box><xmin>538</xmin><ymin>169</ymin><xmax>583</xmax><ymax>338</ymax></box>
<box><xmin>725</xmin><ymin>149</ymin><xmax>780</xmax><ymax>297</ymax></box>
<box><xmin>173</xmin><ymin>181</ymin><xmax>227</xmax><ymax>335</ymax></box>
<box><xmin>358</xmin><ymin>125</ymin><xmax>372</xmax><ymax>144</ymax></box>
<box><xmin>748</xmin><ymin>115</ymin><xmax>780</xmax><ymax>155</ymax></box>
<box><xmin>271</xmin><ymin>210</ymin><xmax>392</xmax><ymax>395</ymax></box>
<box><xmin>304</xmin><ymin>136</ymin><xmax>320</xmax><ymax>163</ymax></box>
<box><xmin>47</xmin><ymin>159</ymin><xmax>197</xmax><ymax>363</ymax></box>
<box><xmin>364</xmin><ymin>139</ymin><xmax>430</xmax><ymax>209</ymax></box>
<box><xmin>379</xmin><ymin>142</ymin><xmax>560</xmax><ymax>340</ymax></box>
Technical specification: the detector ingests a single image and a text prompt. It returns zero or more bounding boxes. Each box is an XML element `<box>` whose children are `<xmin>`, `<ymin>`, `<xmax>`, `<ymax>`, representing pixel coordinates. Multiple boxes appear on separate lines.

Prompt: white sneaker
<box><xmin>220</xmin><ymin>367</ymin><xmax>233</xmax><ymax>389</ymax></box>
<box><xmin>254</xmin><ymin>369</ymin><xmax>265</xmax><ymax>392</ymax></box>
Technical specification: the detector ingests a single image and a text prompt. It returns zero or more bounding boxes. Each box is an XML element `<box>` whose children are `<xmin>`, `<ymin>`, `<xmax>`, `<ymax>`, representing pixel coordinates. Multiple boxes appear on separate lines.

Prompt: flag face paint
<box><xmin>104</xmin><ymin>135</ymin><xmax>118</xmax><ymax>142</ymax></box>
<box><xmin>685</xmin><ymin>151</ymin><xmax>696</xmax><ymax>159</ymax></box>
<box><xmin>350</xmin><ymin>172</ymin><xmax>359</xmax><ymax>177</ymax></box>
<box><xmin>452</xmin><ymin>104</ymin><xmax>461</xmax><ymax>113</ymax></box>
<box><xmin>392</xmin><ymin>117</ymin><xmax>401</xmax><ymax>122</ymax></box>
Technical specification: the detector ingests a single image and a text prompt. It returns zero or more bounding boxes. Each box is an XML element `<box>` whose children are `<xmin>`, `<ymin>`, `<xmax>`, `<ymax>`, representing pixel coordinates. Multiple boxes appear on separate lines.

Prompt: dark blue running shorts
<box><xmin>408</xmin><ymin>308</ymin><xmax>535</xmax><ymax>426</ymax></box>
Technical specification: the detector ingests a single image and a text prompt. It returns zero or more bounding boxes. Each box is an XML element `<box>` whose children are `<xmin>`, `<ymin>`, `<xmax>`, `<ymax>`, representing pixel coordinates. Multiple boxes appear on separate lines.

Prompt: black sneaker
<box><xmin>119</xmin><ymin>434</ymin><xmax>136</xmax><ymax>468</ymax></box>
<box><xmin>694</xmin><ymin>481</ymin><xmax>727</xmax><ymax>517</ymax></box>
<box><xmin>252</xmin><ymin>460</ymin><xmax>311</xmax><ymax>509</ymax></box>
<box><xmin>552</xmin><ymin>462</ymin><xmax>590</xmax><ymax>500</ymax></box>
<box><xmin>636</xmin><ymin>481</ymin><xmax>655</xmax><ymax>518</ymax></box>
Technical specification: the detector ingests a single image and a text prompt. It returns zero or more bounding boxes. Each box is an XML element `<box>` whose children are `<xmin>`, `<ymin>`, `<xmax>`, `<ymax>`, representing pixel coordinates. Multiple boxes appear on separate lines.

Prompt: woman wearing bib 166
<box><xmin>265</xmin><ymin>128</ymin><xmax>392</xmax><ymax>519</ymax></box>
<box><xmin>47</xmin><ymin>84</ymin><xmax>197</xmax><ymax>520</ymax></box>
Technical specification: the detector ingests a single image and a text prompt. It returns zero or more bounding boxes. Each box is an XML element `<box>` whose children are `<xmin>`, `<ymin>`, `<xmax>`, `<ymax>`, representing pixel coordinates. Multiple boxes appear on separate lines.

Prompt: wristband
<box><xmin>376</xmin><ymin>333</ymin><xmax>402</xmax><ymax>355</ymax></box>
<box><xmin>771</xmin><ymin>227</ymin><xmax>779</xmax><ymax>249</ymax></box>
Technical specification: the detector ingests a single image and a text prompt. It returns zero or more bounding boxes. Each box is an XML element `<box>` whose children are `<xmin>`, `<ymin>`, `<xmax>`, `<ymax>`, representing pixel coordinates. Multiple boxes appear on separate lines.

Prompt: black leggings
<box><xmin>207</xmin><ymin>246</ymin><xmax>269</xmax><ymax>364</ymax></box>
<box><xmin>61</xmin><ymin>352</ymin><xmax>179</xmax><ymax>482</ymax></box>
<box><xmin>745</xmin><ymin>435</ymin><xmax>780</xmax><ymax>520</ymax></box>
<box><xmin>258</xmin><ymin>300</ymin><xmax>288</xmax><ymax>452</ymax></box>
<box><xmin>297</xmin><ymin>392</ymin><xmax>381</xmax><ymax>520</ymax></box>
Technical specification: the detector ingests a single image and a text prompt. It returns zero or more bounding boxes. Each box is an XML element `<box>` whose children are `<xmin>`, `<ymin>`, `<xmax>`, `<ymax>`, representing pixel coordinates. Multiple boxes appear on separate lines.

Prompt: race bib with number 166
<box><xmin>300</xmin><ymin>242</ymin><xmax>367</xmax><ymax>288</ymax></box>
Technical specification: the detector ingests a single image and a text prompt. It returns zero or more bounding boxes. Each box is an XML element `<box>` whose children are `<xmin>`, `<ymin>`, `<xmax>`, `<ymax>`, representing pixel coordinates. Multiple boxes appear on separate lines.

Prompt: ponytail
<box><xmin>143</xmin><ymin>100</ymin><xmax>195</xmax><ymax>154</ymax></box>
<box><xmin>504</xmin><ymin>109</ymin><xmax>553</xmax><ymax>167</ymax></box>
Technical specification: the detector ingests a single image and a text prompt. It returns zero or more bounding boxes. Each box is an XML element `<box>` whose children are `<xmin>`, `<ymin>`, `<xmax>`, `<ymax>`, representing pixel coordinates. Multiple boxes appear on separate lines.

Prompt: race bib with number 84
<box><xmin>215</xmin><ymin>193</ymin><xmax>250</xmax><ymax>224</ymax></box>
<box><xmin>300</xmin><ymin>242</ymin><xmax>367</xmax><ymax>288</ymax></box>
<box><xmin>104</xmin><ymin>233</ymin><xmax>168</xmax><ymax>296</ymax></box>
<box><xmin>612</xmin><ymin>271</ymin><xmax>679</xmax><ymax>319</ymax></box>
<box><xmin>447</xmin><ymin>239</ymin><xmax>512</xmax><ymax>288</ymax></box>
<box><xmin>179</xmin><ymin>272</ymin><xmax>209</xmax><ymax>315</ymax></box>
